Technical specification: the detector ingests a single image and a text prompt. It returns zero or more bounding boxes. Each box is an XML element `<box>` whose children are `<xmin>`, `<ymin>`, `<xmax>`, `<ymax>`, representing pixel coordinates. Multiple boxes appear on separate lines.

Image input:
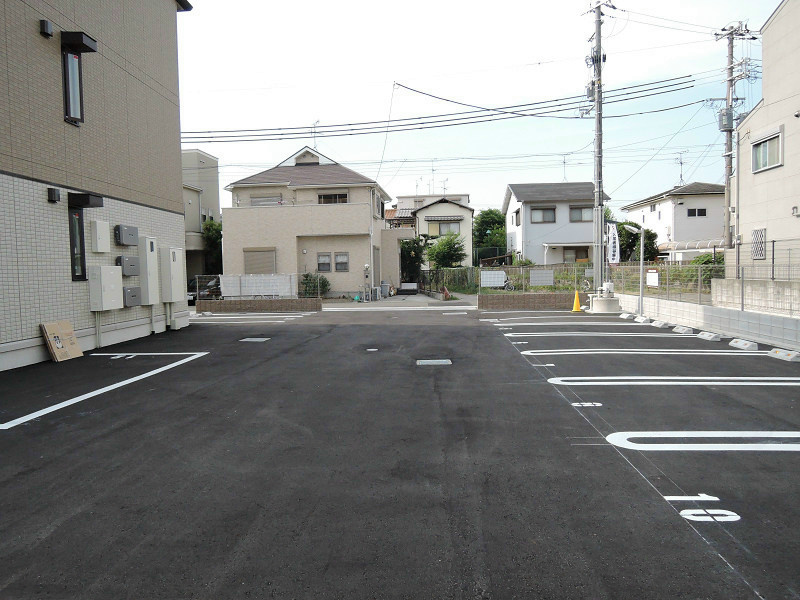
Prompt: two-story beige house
<box><xmin>223</xmin><ymin>147</ymin><xmax>409</xmax><ymax>295</ymax></box>
<box><xmin>0</xmin><ymin>0</ymin><xmax>191</xmax><ymax>371</ymax></box>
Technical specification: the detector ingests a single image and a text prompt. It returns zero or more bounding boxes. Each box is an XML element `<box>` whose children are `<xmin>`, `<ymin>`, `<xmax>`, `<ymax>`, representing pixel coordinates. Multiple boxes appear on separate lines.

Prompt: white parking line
<box><xmin>548</xmin><ymin>376</ymin><xmax>800</xmax><ymax>386</ymax></box>
<box><xmin>522</xmin><ymin>349</ymin><xmax>768</xmax><ymax>356</ymax></box>
<box><xmin>0</xmin><ymin>352</ymin><xmax>209</xmax><ymax>430</ymax></box>
<box><xmin>505</xmin><ymin>332</ymin><xmax>691</xmax><ymax>338</ymax></box>
<box><xmin>193</xmin><ymin>320</ymin><xmax>289</xmax><ymax>324</ymax></box>
<box><xmin>606</xmin><ymin>431</ymin><xmax>800</xmax><ymax>451</ymax></box>
<box><xmin>485</xmin><ymin>316</ymin><xmax>616</xmax><ymax>321</ymax></box>
<box><xmin>494</xmin><ymin>322</ymin><xmax>644</xmax><ymax>327</ymax></box>
<box><xmin>324</xmin><ymin>306</ymin><xmax>477</xmax><ymax>311</ymax></box>
<box><xmin>480</xmin><ymin>310</ymin><xmax>572</xmax><ymax>315</ymax></box>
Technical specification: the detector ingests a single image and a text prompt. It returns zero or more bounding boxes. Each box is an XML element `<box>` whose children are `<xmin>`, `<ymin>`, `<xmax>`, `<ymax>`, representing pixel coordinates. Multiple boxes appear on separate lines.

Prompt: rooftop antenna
<box><xmin>442</xmin><ymin>178</ymin><xmax>448</xmax><ymax>196</ymax></box>
<box><xmin>312</xmin><ymin>120</ymin><xmax>320</xmax><ymax>149</ymax></box>
<box><xmin>562</xmin><ymin>155</ymin><xmax>568</xmax><ymax>182</ymax></box>
<box><xmin>675</xmin><ymin>150</ymin><xmax>688</xmax><ymax>186</ymax></box>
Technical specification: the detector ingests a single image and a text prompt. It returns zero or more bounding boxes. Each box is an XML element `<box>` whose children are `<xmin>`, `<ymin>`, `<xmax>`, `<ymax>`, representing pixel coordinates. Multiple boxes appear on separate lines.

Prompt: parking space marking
<box><xmin>484</xmin><ymin>315</ymin><xmax>598</xmax><ymax>321</ymax></box>
<box><xmin>506</xmin><ymin>332</ymin><xmax>690</xmax><ymax>338</ymax></box>
<box><xmin>606</xmin><ymin>431</ymin><xmax>800</xmax><ymax>451</ymax></box>
<box><xmin>0</xmin><ymin>352</ymin><xmax>209</xmax><ymax>430</ymax></box>
<box><xmin>494</xmin><ymin>321</ymin><xmax>645</xmax><ymax>327</ymax></box>
<box><xmin>522</xmin><ymin>349</ymin><xmax>767</xmax><ymax>356</ymax></box>
<box><xmin>548</xmin><ymin>376</ymin><xmax>800</xmax><ymax>386</ymax></box>
<box><xmin>239</xmin><ymin>338</ymin><xmax>271</xmax><ymax>342</ymax></box>
<box><xmin>324</xmin><ymin>306</ymin><xmax>477</xmax><ymax>311</ymax></box>
<box><xmin>480</xmin><ymin>310</ymin><xmax>572</xmax><ymax>314</ymax></box>
<box><xmin>664</xmin><ymin>494</ymin><xmax>719</xmax><ymax>502</ymax></box>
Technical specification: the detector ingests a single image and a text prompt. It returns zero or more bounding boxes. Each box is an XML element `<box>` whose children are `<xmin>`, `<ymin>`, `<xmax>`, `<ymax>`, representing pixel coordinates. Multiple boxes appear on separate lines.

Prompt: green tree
<box><xmin>300</xmin><ymin>273</ymin><xmax>330</xmax><ymax>297</ymax></box>
<box><xmin>473</xmin><ymin>209</ymin><xmax>505</xmax><ymax>248</ymax></box>
<box><xmin>616</xmin><ymin>221</ymin><xmax>658</xmax><ymax>261</ymax></box>
<box><xmin>400</xmin><ymin>237</ymin><xmax>426</xmax><ymax>282</ymax></box>
<box><xmin>202</xmin><ymin>220</ymin><xmax>223</xmax><ymax>273</ymax></box>
<box><xmin>604</xmin><ymin>206</ymin><xmax>615</xmax><ymax>222</ymax></box>
<box><xmin>426</xmin><ymin>233</ymin><xmax>467</xmax><ymax>269</ymax></box>
<box><xmin>690</xmin><ymin>252</ymin><xmax>724</xmax><ymax>265</ymax></box>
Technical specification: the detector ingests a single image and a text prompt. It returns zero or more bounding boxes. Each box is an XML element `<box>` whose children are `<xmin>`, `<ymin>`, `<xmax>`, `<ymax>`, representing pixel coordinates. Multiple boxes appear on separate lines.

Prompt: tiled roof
<box><xmin>229</xmin><ymin>163</ymin><xmax>375</xmax><ymax>188</ymax></box>
<box><xmin>621</xmin><ymin>182</ymin><xmax>725</xmax><ymax>211</ymax></box>
<box><xmin>508</xmin><ymin>182</ymin><xmax>608</xmax><ymax>203</ymax></box>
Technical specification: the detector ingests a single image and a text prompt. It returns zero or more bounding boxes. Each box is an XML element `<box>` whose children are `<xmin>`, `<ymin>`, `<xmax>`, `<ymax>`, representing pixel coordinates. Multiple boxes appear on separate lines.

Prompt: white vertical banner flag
<box><xmin>607</xmin><ymin>223</ymin><xmax>620</xmax><ymax>265</ymax></box>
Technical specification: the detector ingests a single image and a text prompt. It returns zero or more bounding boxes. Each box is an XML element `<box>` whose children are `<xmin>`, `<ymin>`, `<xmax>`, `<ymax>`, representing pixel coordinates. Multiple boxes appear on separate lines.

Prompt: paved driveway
<box><xmin>0</xmin><ymin>307</ymin><xmax>797</xmax><ymax>598</ymax></box>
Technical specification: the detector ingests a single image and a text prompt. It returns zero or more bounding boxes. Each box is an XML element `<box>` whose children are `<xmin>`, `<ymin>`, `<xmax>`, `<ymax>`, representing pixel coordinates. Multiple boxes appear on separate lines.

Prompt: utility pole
<box><xmin>716</xmin><ymin>22</ymin><xmax>755</xmax><ymax>249</ymax></box>
<box><xmin>591</xmin><ymin>2</ymin><xmax>606</xmax><ymax>289</ymax></box>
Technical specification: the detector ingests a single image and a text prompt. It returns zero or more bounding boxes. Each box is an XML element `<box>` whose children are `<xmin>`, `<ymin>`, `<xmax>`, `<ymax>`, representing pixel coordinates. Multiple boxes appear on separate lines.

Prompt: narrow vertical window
<box><xmin>69</xmin><ymin>207</ymin><xmax>87</xmax><ymax>280</ymax></box>
<box><xmin>63</xmin><ymin>51</ymin><xmax>83</xmax><ymax>123</ymax></box>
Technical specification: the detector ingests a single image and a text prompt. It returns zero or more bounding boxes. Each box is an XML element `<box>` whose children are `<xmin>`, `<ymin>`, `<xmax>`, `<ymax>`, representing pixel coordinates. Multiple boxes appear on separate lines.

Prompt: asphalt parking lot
<box><xmin>0</xmin><ymin>306</ymin><xmax>798</xmax><ymax>598</ymax></box>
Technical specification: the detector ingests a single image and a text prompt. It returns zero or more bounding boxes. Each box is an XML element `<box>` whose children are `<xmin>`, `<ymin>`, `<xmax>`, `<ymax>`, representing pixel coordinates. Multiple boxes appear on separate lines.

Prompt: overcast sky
<box><xmin>177</xmin><ymin>0</ymin><xmax>774</xmax><ymax>217</ymax></box>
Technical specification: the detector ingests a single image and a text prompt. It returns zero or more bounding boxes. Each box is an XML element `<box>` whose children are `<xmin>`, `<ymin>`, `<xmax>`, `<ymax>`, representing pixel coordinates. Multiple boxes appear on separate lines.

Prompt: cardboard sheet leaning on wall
<box><xmin>40</xmin><ymin>321</ymin><xmax>83</xmax><ymax>362</ymax></box>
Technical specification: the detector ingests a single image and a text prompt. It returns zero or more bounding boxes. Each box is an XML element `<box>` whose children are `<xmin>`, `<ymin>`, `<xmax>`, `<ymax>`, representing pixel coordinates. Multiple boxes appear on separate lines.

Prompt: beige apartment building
<box><xmin>0</xmin><ymin>0</ymin><xmax>192</xmax><ymax>370</ymax></box>
<box><xmin>182</xmin><ymin>149</ymin><xmax>221</xmax><ymax>279</ymax></box>
<box><xmin>733</xmin><ymin>0</ymin><xmax>800</xmax><ymax>264</ymax></box>
<box><xmin>224</xmin><ymin>147</ymin><xmax>409</xmax><ymax>295</ymax></box>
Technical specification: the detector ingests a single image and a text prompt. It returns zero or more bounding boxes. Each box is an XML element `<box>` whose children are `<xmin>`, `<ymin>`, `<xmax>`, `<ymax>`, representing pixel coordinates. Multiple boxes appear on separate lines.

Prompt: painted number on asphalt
<box><xmin>680</xmin><ymin>509</ymin><xmax>741</xmax><ymax>522</ymax></box>
<box><xmin>665</xmin><ymin>492</ymin><xmax>739</xmax><ymax>523</ymax></box>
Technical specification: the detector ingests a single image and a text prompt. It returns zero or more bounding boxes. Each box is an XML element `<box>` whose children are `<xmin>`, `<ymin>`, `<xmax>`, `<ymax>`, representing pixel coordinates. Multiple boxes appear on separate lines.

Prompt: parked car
<box><xmin>188</xmin><ymin>277</ymin><xmax>221</xmax><ymax>305</ymax></box>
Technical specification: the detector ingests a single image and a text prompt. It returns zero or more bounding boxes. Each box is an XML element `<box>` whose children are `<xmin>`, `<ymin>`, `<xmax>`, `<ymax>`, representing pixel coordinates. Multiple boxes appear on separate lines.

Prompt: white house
<box><xmin>620</xmin><ymin>182</ymin><xmax>725</xmax><ymax>261</ymax></box>
<box><xmin>412</xmin><ymin>198</ymin><xmax>474</xmax><ymax>267</ymax></box>
<box><xmin>502</xmin><ymin>182</ymin><xmax>606</xmax><ymax>265</ymax></box>
<box><xmin>733</xmin><ymin>0</ymin><xmax>800</xmax><ymax>266</ymax></box>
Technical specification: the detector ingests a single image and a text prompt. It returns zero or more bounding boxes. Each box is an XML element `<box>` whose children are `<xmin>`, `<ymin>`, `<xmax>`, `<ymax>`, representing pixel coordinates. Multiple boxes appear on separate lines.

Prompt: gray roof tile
<box><xmin>508</xmin><ymin>182</ymin><xmax>608</xmax><ymax>203</ymax></box>
<box><xmin>230</xmin><ymin>163</ymin><xmax>375</xmax><ymax>188</ymax></box>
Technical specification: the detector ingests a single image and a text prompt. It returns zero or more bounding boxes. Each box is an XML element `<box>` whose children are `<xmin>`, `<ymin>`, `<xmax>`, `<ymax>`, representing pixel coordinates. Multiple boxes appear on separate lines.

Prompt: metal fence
<box><xmin>191</xmin><ymin>273</ymin><xmax>327</xmax><ymax>301</ymax></box>
<box><xmin>725</xmin><ymin>238</ymin><xmax>800</xmax><ymax>276</ymax></box>
<box><xmin>472</xmin><ymin>247</ymin><xmax>507</xmax><ymax>266</ymax></box>
<box><xmin>608</xmin><ymin>264</ymin><xmax>725</xmax><ymax>306</ymax></box>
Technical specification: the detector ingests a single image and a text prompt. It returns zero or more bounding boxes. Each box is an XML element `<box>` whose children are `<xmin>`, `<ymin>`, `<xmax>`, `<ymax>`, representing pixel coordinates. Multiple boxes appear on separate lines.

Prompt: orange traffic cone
<box><xmin>572</xmin><ymin>290</ymin><xmax>582</xmax><ymax>312</ymax></box>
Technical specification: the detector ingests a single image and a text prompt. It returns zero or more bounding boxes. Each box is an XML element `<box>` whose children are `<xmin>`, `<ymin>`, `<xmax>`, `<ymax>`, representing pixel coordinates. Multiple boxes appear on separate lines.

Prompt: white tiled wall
<box><xmin>617</xmin><ymin>293</ymin><xmax>800</xmax><ymax>350</ymax></box>
<box><xmin>0</xmin><ymin>172</ymin><xmax>188</xmax><ymax>369</ymax></box>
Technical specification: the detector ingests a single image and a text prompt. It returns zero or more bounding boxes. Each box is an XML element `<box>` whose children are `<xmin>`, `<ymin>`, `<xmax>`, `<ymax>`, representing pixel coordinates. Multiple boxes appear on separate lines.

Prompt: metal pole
<box><xmin>592</xmin><ymin>3</ymin><xmax>606</xmax><ymax>290</ymax></box>
<box><xmin>723</xmin><ymin>28</ymin><xmax>735</xmax><ymax>249</ymax></box>
<box><xmin>740</xmin><ymin>266</ymin><xmax>745</xmax><ymax>311</ymax></box>
<box><xmin>771</xmin><ymin>240</ymin><xmax>775</xmax><ymax>280</ymax></box>
<box><xmin>638</xmin><ymin>229</ymin><xmax>644</xmax><ymax>315</ymax></box>
<box><xmin>698</xmin><ymin>264</ymin><xmax>702</xmax><ymax>305</ymax></box>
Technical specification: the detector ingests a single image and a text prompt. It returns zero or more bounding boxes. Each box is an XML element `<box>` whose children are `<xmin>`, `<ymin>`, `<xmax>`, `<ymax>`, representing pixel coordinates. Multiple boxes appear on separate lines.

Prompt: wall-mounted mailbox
<box><xmin>123</xmin><ymin>287</ymin><xmax>141</xmax><ymax>307</ymax></box>
<box><xmin>116</xmin><ymin>255</ymin><xmax>140</xmax><ymax>276</ymax></box>
<box><xmin>114</xmin><ymin>225</ymin><xmax>139</xmax><ymax>246</ymax></box>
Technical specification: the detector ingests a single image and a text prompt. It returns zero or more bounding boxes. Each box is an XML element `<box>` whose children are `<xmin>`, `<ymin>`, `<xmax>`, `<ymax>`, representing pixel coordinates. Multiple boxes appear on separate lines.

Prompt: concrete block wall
<box><xmin>478</xmin><ymin>293</ymin><xmax>588</xmax><ymax>310</ymax></box>
<box><xmin>196</xmin><ymin>299</ymin><xmax>322</xmax><ymax>313</ymax></box>
<box><xmin>617</xmin><ymin>293</ymin><xmax>800</xmax><ymax>350</ymax></box>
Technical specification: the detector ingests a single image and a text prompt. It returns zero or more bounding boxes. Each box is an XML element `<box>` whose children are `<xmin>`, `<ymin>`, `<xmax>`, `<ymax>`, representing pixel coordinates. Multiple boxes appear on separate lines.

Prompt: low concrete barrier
<box><xmin>478</xmin><ymin>292</ymin><xmax>588</xmax><ymax>310</ymax></box>
<box><xmin>196</xmin><ymin>298</ymin><xmax>322</xmax><ymax>313</ymax></box>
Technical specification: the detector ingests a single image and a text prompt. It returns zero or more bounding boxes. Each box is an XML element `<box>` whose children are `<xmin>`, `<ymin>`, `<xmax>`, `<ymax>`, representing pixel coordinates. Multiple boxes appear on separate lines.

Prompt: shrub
<box><xmin>300</xmin><ymin>273</ymin><xmax>330</xmax><ymax>297</ymax></box>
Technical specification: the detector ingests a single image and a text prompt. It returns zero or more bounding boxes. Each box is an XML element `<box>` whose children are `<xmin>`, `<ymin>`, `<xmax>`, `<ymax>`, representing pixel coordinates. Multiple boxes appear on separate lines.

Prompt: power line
<box><xmin>181</xmin><ymin>73</ymin><xmax>710</xmax><ymax>137</ymax></box>
<box><xmin>181</xmin><ymin>80</ymin><xmax>711</xmax><ymax>143</ymax></box>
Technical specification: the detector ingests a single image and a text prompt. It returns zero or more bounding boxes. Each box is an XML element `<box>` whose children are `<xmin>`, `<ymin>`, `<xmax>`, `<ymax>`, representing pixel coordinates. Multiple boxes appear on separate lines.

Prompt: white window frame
<box><xmin>751</xmin><ymin>130</ymin><xmax>783</xmax><ymax>173</ymax></box>
<box><xmin>531</xmin><ymin>207</ymin><xmax>556</xmax><ymax>224</ymax></box>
